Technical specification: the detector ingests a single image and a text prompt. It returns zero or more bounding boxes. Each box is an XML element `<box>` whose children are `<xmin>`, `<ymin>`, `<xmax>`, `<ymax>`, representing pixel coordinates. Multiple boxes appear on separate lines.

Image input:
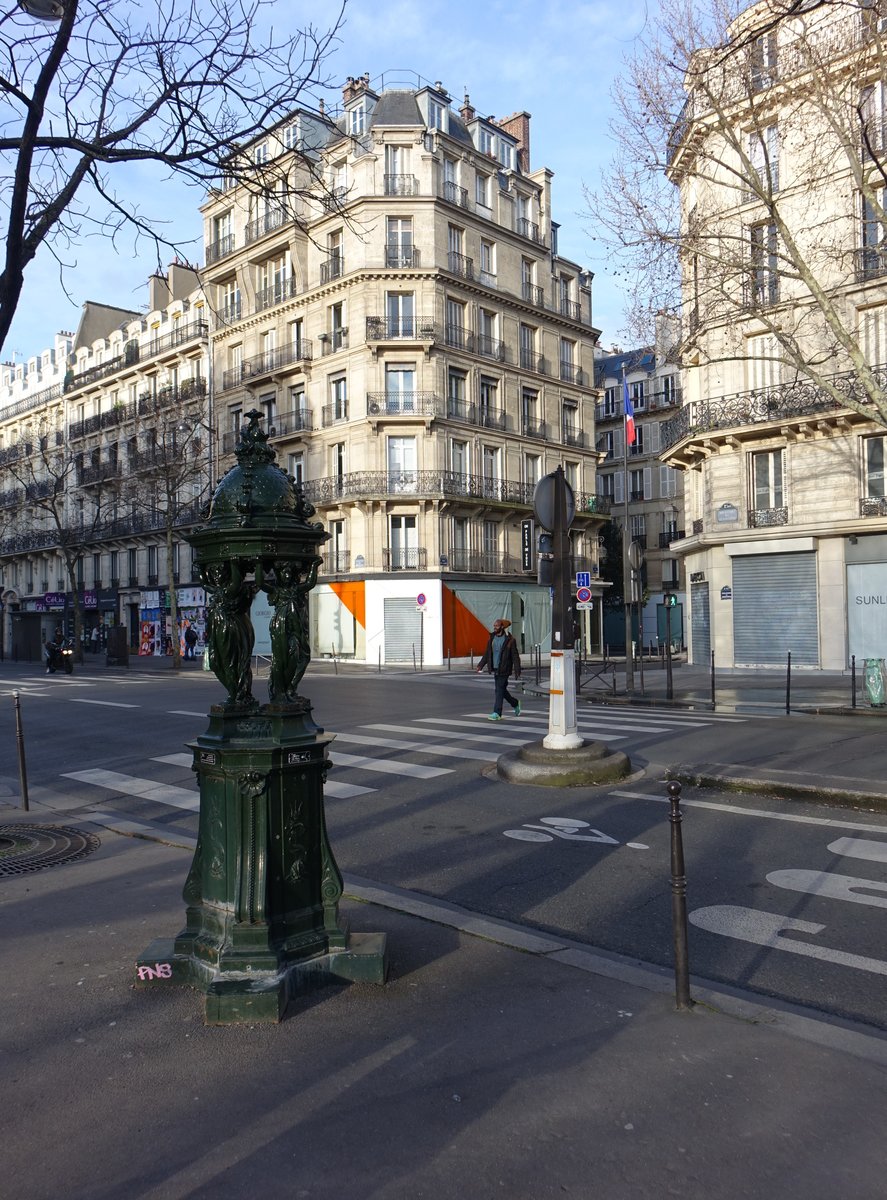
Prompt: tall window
<box><xmin>482</xmin><ymin>520</ymin><xmax>499</xmax><ymax>569</ymax></box>
<box><xmin>389</xmin><ymin>515</ymin><xmax>418</xmax><ymax>568</ymax></box>
<box><xmin>861</xmin><ymin>188</ymin><xmax>887</xmax><ymax>278</ymax></box>
<box><xmin>479</xmin><ymin>376</ymin><xmax>498</xmax><ymax>423</ymax></box>
<box><xmin>385</xmin><ymin>365</ymin><xmax>416</xmax><ymax>412</ymax></box>
<box><xmin>524</xmin><ymin>454</ymin><xmax>541</xmax><ymax>486</ymax></box>
<box><xmin>289</xmin><ymin>452</ymin><xmax>305</xmax><ymax>484</ymax></box>
<box><xmin>446</xmin><ymin>298</ymin><xmax>466</xmax><ymax>348</ymax></box>
<box><xmin>749</xmin><ymin>222</ymin><xmax>779</xmax><ymax>305</ymax></box>
<box><xmin>349</xmin><ymin>103</ymin><xmax>365</xmax><ymax>136</ymax></box>
<box><xmin>521</xmin><ymin>388</ymin><xmax>539</xmax><ymax>435</ymax></box>
<box><xmin>476</xmin><ymin>172</ymin><xmax>490</xmax><ymax>208</ymax></box>
<box><xmin>480</xmin><ymin>239</ymin><xmax>496</xmax><ymax>285</ymax></box>
<box><xmin>747</xmin><ymin>125</ymin><xmax>779</xmax><ymax>196</ymax></box>
<box><xmin>386</xmin><ymin>217</ymin><xmax>414</xmax><ymax>267</ymax></box>
<box><xmin>387</xmin><ymin>436</ymin><xmax>418</xmax><ymax>490</ymax></box>
<box><xmin>330</xmin><ymin>376</ymin><xmax>347</xmax><ymax>421</ymax></box>
<box><xmin>750</xmin><ymin>449</ymin><xmax>784</xmax><ymax>511</ymax></box>
<box><xmin>519</xmin><ymin>323</ymin><xmax>537</xmax><ymax>370</ymax></box>
<box><xmin>604</xmin><ymin>386</ymin><xmax>618</xmax><ymax>416</ymax></box>
<box><xmin>865</xmin><ymin>437</ymin><xmax>886</xmax><ymax>498</ymax></box>
<box><xmin>428</xmin><ymin>99</ymin><xmax>444</xmax><ymax>130</ymax></box>
<box><xmin>451</xmin><ymin>440</ymin><xmax>469</xmax><ymax>486</ymax></box>
<box><xmin>750</xmin><ymin>30</ymin><xmax>777</xmax><ymax>90</ymax></box>
<box><xmin>386</xmin><ymin>291</ymin><xmax>415</xmax><ymax>337</ymax></box>
<box><xmin>861</xmin><ymin>82</ymin><xmax>887</xmax><ymax>158</ymax></box>
<box><xmin>448</xmin><ymin>368</ymin><xmax>467</xmax><ymax>415</ymax></box>
<box><xmin>630</xmin><ymin>380</ymin><xmax>646</xmax><ymax>410</ymax></box>
<box><xmin>559</xmin><ymin>338</ymin><xmax>576</xmax><ymax>381</ymax></box>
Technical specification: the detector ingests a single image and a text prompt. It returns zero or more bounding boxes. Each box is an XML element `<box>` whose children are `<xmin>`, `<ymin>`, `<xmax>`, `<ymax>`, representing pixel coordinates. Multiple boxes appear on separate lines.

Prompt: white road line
<box><xmin>466</xmin><ymin>711</ymin><xmax>715</xmax><ymax>732</ymax></box>
<box><xmin>325</xmin><ymin>780</ymin><xmax>376</xmax><ymax>799</ymax></box>
<box><xmin>154</xmin><ymin>753</ymin><xmax>192</xmax><ymax>768</ymax></box>
<box><xmin>169</xmin><ymin>710</ymin><xmax>207</xmax><ymax>717</ymax></box>
<box><xmin>329</xmin><ymin>751</ymin><xmax>450</xmax><ymax>779</ymax></box>
<box><xmin>363</xmin><ymin>722</ymin><xmax>535</xmax><ymax>746</ymax></box>
<box><xmin>766</xmin><ymin>869</ymin><xmax>887</xmax><ymax>909</ymax></box>
<box><xmin>413</xmin><ymin>716</ymin><xmax>628</xmax><ymax>740</ymax></box>
<box><xmin>61</xmin><ymin>768</ymin><xmax>199</xmax><ymax>811</ymax></box>
<box><xmin>612</xmin><ymin>789</ymin><xmax>887</xmax><ymax>833</ymax></box>
<box><xmin>331</xmin><ymin>731</ymin><xmax>498</xmax><ymax>763</ymax></box>
<box><xmin>68</xmin><ymin>698</ymin><xmax>140</xmax><ymax>709</ymax></box>
<box><xmin>828</xmin><ymin>837</ymin><xmax>887</xmax><ymax>863</ymax></box>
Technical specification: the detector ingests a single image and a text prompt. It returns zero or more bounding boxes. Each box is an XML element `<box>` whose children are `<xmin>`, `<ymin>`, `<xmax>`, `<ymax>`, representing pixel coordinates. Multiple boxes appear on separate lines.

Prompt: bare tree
<box><xmin>123</xmin><ymin>377</ymin><xmax>211</xmax><ymax>668</ymax></box>
<box><xmin>5</xmin><ymin>411</ymin><xmax>100</xmax><ymax>656</ymax></box>
<box><xmin>588</xmin><ymin>0</ymin><xmax>887</xmax><ymax>425</ymax></box>
<box><xmin>0</xmin><ymin>0</ymin><xmax>345</xmax><ymax>351</ymax></box>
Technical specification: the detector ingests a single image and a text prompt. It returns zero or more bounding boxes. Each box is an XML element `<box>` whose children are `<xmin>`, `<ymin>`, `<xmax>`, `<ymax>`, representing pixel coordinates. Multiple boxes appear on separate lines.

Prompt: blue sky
<box><xmin>6</xmin><ymin>0</ymin><xmax>652</xmax><ymax>360</ymax></box>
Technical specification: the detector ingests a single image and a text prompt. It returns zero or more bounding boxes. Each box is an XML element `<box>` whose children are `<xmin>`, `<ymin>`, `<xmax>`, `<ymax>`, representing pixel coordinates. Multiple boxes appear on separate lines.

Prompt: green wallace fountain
<box><xmin>136</xmin><ymin>411</ymin><xmax>388</xmax><ymax>1023</ymax></box>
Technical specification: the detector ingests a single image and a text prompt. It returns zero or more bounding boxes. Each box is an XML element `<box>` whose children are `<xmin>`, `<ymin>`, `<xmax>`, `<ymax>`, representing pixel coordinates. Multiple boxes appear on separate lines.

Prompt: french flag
<box><xmin>623</xmin><ymin>376</ymin><xmax>637</xmax><ymax>446</ymax></box>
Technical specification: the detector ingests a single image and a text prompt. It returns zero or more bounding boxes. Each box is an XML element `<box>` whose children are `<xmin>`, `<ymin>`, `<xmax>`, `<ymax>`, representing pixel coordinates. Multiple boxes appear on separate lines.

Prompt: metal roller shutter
<box><xmin>384</xmin><ymin>597</ymin><xmax>423</xmax><ymax>663</ymax></box>
<box><xmin>732</xmin><ymin>553</ymin><xmax>818</xmax><ymax>666</ymax></box>
<box><xmin>691</xmin><ymin>582</ymin><xmax>710</xmax><ymax>666</ymax></box>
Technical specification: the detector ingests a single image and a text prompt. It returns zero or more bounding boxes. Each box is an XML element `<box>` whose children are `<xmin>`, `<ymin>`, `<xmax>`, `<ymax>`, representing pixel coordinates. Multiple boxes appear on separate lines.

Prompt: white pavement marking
<box><xmin>363</xmin><ymin>722</ymin><xmax>533</xmax><ymax>746</ymax></box>
<box><xmin>325</xmin><ymin>780</ymin><xmax>376</xmax><ymax>799</ymax></box>
<box><xmin>690</xmin><ymin>904</ymin><xmax>887</xmax><ymax>976</ymax></box>
<box><xmin>766</xmin><ymin>869</ymin><xmax>887</xmax><ymax>909</ymax></box>
<box><xmin>84</xmin><ymin>811</ymin><xmax>197</xmax><ymax>850</ymax></box>
<box><xmin>828</xmin><ymin>836</ymin><xmax>887</xmax><ymax>863</ymax></box>
<box><xmin>329</xmin><ymin>750</ymin><xmax>450</xmax><ymax>779</ymax></box>
<box><xmin>331</xmin><ymin>731</ymin><xmax>498</xmax><ymax>762</ymax></box>
<box><xmin>169</xmin><ymin>710</ymin><xmax>207</xmax><ymax>717</ymax></box>
<box><xmin>415</xmin><ymin>716</ymin><xmax>626</xmax><ymax>741</ymax></box>
<box><xmin>466</xmin><ymin>711</ymin><xmax>715</xmax><ymax>732</ymax></box>
<box><xmin>61</xmin><ymin>768</ymin><xmax>199</xmax><ymax>812</ymax></box>
<box><xmin>154</xmin><ymin>754</ymin><xmax>192</xmax><ymax>768</ymax></box>
<box><xmin>68</xmin><ymin>698</ymin><xmax>140</xmax><ymax>709</ymax></box>
<box><xmin>612</xmin><ymin>790</ymin><xmax>887</xmax><ymax>833</ymax></box>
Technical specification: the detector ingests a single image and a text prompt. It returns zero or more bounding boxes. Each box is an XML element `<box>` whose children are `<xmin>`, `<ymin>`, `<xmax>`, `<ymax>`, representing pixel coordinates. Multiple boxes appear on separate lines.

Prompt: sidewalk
<box><xmin>3</xmin><ymin>807</ymin><xmax>887</xmax><ymax>1200</ymax></box>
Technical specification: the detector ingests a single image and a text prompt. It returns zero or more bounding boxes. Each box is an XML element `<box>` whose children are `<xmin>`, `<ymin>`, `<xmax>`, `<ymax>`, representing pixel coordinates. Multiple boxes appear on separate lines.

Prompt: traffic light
<box><xmin>537</xmin><ymin>531</ymin><xmax>554</xmax><ymax>587</ymax></box>
<box><xmin>663</xmin><ymin>592</ymin><xmax>677</xmax><ymax>607</ymax></box>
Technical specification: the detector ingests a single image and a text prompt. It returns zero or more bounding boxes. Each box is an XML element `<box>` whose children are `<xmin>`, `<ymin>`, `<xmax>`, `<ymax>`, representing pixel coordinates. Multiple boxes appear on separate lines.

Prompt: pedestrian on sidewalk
<box><xmin>477</xmin><ymin>618</ymin><xmax>522</xmax><ymax>721</ymax></box>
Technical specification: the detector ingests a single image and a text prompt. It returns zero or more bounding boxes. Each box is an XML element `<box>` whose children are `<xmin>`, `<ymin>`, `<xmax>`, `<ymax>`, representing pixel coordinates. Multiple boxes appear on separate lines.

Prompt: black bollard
<box><xmin>667</xmin><ymin>780</ymin><xmax>693</xmax><ymax>1011</ymax></box>
<box><xmin>786</xmin><ymin>649</ymin><xmax>791</xmax><ymax>715</ymax></box>
<box><xmin>852</xmin><ymin>654</ymin><xmax>856</xmax><ymax>709</ymax></box>
<box><xmin>710</xmin><ymin>649</ymin><xmax>716</xmax><ymax>706</ymax></box>
<box><xmin>13</xmin><ymin>691</ymin><xmax>29</xmax><ymax>811</ymax></box>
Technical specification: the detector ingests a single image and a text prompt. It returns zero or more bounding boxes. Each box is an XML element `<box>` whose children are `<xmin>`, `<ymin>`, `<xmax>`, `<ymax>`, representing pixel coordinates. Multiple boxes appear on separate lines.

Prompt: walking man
<box><xmin>477</xmin><ymin>618</ymin><xmax>522</xmax><ymax>721</ymax></box>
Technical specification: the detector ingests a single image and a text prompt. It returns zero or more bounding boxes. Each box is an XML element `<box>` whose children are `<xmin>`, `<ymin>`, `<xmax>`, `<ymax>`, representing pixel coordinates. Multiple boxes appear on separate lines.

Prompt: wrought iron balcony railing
<box><xmin>445</xmin><ymin>399</ymin><xmax>506</xmax><ymax>430</ymax></box>
<box><xmin>383</xmin><ymin>547</ymin><xmax>428</xmax><ymax>571</ymax></box>
<box><xmin>440</xmin><ymin>181</ymin><xmax>469</xmax><ymax>209</ymax></box>
<box><xmin>521</xmin><ymin>281</ymin><xmax>544</xmax><ymax>307</ymax></box>
<box><xmin>445</xmin><ymin>325</ymin><xmax>473</xmax><ymax>352</ymax></box>
<box><xmin>303</xmin><ymin>470</ymin><xmax>536</xmax><ymax>508</ymax></box>
<box><xmin>366</xmin><ymin>392</ymin><xmax>442</xmax><ymax>417</ymax></box>
<box><xmin>446</xmin><ymin>549</ymin><xmax>518</xmax><ymax>574</ymax></box>
<box><xmin>78</xmin><ymin>460</ymin><xmax>123</xmax><ymax>485</ymax></box>
<box><xmin>244</xmin><ymin>208</ymin><xmax>290</xmax><ymax>246</ymax></box>
<box><xmin>476</xmin><ymin>334</ymin><xmax>506</xmax><ymax>362</ymax></box>
<box><xmin>319</xmin><ymin>328</ymin><xmax>347</xmax><ymax>355</ymax></box>
<box><xmin>366</xmin><ymin>316</ymin><xmax>437</xmax><ymax>340</ymax></box>
<box><xmin>205</xmin><ymin>234</ymin><xmax>235</xmax><ymax>265</ymax></box>
<box><xmin>748</xmin><ymin>506</ymin><xmax>788</xmax><ymax>527</ymax></box>
<box><xmin>320</xmin><ymin>186</ymin><xmax>349</xmax><ymax>212</ymax></box>
<box><xmin>448</xmin><ymin>251</ymin><xmax>474</xmax><ymax>279</ymax></box>
<box><xmin>384</xmin><ymin>245</ymin><xmax>421</xmax><ymax>268</ymax></box>
<box><xmin>659</xmin><ymin>530</ymin><xmax>685</xmax><ymax>547</ymax></box>
<box><xmin>856</xmin><ymin>246</ymin><xmax>887</xmax><ymax>282</ymax></box>
<box><xmin>269</xmin><ymin>409</ymin><xmax>313</xmax><ymax>437</ymax></box>
<box><xmin>559</xmin><ymin>362</ymin><xmax>584</xmax><ymax>384</ymax></box>
<box><xmin>661</xmin><ymin>363</ymin><xmax>887</xmax><ymax>451</ymax></box>
<box><xmin>521</xmin><ymin>419</ymin><xmax>548</xmax><ymax>440</ymax></box>
<box><xmin>861</xmin><ymin>496</ymin><xmax>887</xmax><ymax>517</ymax></box>
<box><xmin>519</xmin><ymin>349</ymin><xmax>546</xmax><ymax>374</ymax></box>
<box><xmin>516</xmin><ymin>217</ymin><xmax>544</xmax><ymax>246</ymax></box>
<box><xmin>384</xmin><ymin>174</ymin><xmax>419</xmax><ymax>196</ymax></box>
<box><xmin>321</xmin><ymin>550</ymin><xmax>351</xmax><ymax>573</ymax></box>
<box><xmin>321</xmin><ymin>403</ymin><xmax>348</xmax><ymax>427</ymax></box>
<box><xmin>255</xmin><ymin>277</ymin><xmax>298</xmax><ymax>312</ymax></box>
<box><xmin>217</xmin><ymin>301</ymin><xmax>242</xmax><ymax>326</ymax></box>
<box><xmin>562</xmin><ymin>426</ymin><xmax>585</xmax><ymax>447</ymax></box>
<box><xmin>320</xmin><ymin>254</ymin><xmax>344</xmax><ymax>283</ymax></box>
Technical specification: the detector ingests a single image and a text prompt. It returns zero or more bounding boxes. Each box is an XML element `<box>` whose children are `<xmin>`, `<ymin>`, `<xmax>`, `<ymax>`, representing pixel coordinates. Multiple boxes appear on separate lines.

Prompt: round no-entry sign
<box><xmin>576</xmin><ymin>586</ymin><xmax>592</xmax><ymax>603</ymax></box>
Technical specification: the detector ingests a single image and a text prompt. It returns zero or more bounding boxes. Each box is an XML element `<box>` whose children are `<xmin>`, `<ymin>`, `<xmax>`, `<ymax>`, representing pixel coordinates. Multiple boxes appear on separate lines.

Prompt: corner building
<box><xmin>203</xmin><ymin>73</ymin><xmax>607</xmax><ymax>665</ymax></box>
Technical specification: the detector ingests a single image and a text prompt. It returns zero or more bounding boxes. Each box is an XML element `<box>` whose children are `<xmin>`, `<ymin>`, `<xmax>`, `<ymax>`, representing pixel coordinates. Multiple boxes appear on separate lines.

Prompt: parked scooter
<box><xmin>45</xmin><ymin>636</ymin><xmax>74</xmax><ymax>675</ymax></box>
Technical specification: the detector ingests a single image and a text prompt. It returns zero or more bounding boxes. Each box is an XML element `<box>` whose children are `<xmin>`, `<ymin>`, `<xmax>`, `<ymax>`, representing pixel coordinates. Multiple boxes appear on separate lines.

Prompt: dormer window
<box><xmin>479</xmin><ymin>127</ymin><xmax>495</xmax><ymax>157</ymax></box>
<box><xmin>497</xmin><ymin>140</ymin><xmax>515</xmax><ymax>171</ymax></box>
<box><xmin>349</xmin><ymin>103</ymin><xmax>366</xmax><ymax>136</ymax></box>
<box><xmin>253</xmin><ymin>141</ymin><xmax>269</xmax><ymax>165</ymax></box>
<box><xmin>283</xmin><ymin>118</ymin><xmax>301</xmax><ymax>151</ymax></box>
<box><xmin>428</xmin><ymin>99</ymin><xmax>445</xmax><ymax>130</ymax></box>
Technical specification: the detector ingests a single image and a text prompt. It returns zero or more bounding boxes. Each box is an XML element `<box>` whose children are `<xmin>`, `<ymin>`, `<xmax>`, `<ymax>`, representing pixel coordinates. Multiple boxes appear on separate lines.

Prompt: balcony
<box><xmin>559</xmin><ymin>298</ymin><xmax>582</xmax><ymax>322</ymax></box>
<box><xmin>319</xmin><ymin>328</ymin><xmax>348</xmax><ymax>356</ymax></box>
<box><xmin>522</xmin><ymin>281</ymin><xmax>544</xmax><ymax>308</ymax></box>
<box><xmin>516</xmin><ymin>217</ymin><xmax>545</xmax><ymax>246</ymax></box>
<box><xmin>255</xmin><ymin>277</ymin><xmax>298</xmax><ymax>312</ymax></box>
<box><xmin>857</xmin><ymin>246</ymin><xmax>887</xmax><ymax>282</ymax></box>
<box><xmin>562</xmin><ymin>426</ymin><xmax>585</xmax><ymax>447</ymax></box>
<box><xmin>630</xmin><ymin>490</ymin><xmax>646</xmax><ymax>502</ymax></box>
<box><xmin>303</xmin><ymin>470</ymin><xmax>536</xmax><ymax>509</ymax></box>
<box><xmin>476</xmin><ymin>334</ymin><xmax>506</xmax><ymax>362</ymax></box>
<box><xmin>384</xmin><ymin>174</ymin><xmax>419</xmax><ymax>196</ymax></box>
<box><xmin>206</xmin><ymin>234</ymin><xmax>235</xmax><ymax>265</ymax></box>
<box><xmin>661</xmin><ymin>363</ymin><xmax>887</xmax><ymax>451</ymax></box>
<box><xmin>650</xmin><ymin>387</ymin><xmax>683</xmax><ymax>410</ymax></box>
<box><xmin>239</xmin><ymin>341</ymin><xmax>312</xmax><ymax>385</ymax></box>
<box><xmin>630</xmin><ymin>534</ymin><xmax>648</xmax><ymax>551</ymax></box>
<box><xmin>269</xmin><ymin>409</ymin><xmax>313</xmax><ymax>437</ymax></box>
<box><xmin>446</xmin><ymin>549</ymin><xmax>518</xmax><ymax>574</ymax></box>
<box><xmin>748</xmin><ymin>506</ymin><xmax>788</xmax><ymax>527</ymax></box>
<box><xmin>366</xmin><ymin>316</ymin><xmax>436</xmax><ymax>341</ymax></box>
<box><xmin>217</xmin><ymin>301</ymin><xmax>242</xmax><ymax>327</ymax></box>
<box><xmin>658</xmin><ymin>530</ymin><xmax>685</xmax><ymax>547</ymax></box>
<box><xmin>322</xmin><ymin>550</ymin><xmax>351</xmax><ymax>573</ymax></box>
<box><xmin>861</xmin><ymin>496</ymin><xmax>887</xmax><ymax>517</ymax></box>
<box><xmin>321</xmin><ymin>186</ymin><xmax>349</xmax><ymax>212</ymax></box>
<box><xmin>384</xmin><ymin>245</ymin><xmax>421</xmax><ymax>268</ymax></box>
<box><xmin>445</xmin><ymin>325</ymin><xmax>473</xmax><ymax>352</ymax></box>
<box><xmin>519</xmin><ymin>348</ymin><xmax>546</xmax><ymax>374</ymax></box>
<box><xmin>383</xmin><ymin>547</ymin><xmax>428</xmax><ymax>571</ymax></box>
<box><xmin>321</xmin><ymin>403</ymin><xmax>348</xmax><ymax>427</ymax></box>
<box><xmin>78</xmin><ymin>459</ymin><xmax>122</xmax><ymax>485</ymax></box>
<box><xmin>446</xmin><ymin>399</ymin><xmax>506</xmax><ymax>430</ymax></box>
<box><xmin>742</xmin><ymin>275</ymin><xmax>780</xmax><ymax>309</ymax></box>
<box><xmin>244</xmin><ymin>208</ymin><xmax>289</xmax><ymax>246</ymax></box>
<box><xmin>147</xmin><ymin>574</ymin><xmax>159</xmax><ymax>586</ymax></box>
<box><xmin>367</xmin><ymin>391</ymin><xmax>442</xmax><ymax>418</ymax></box>
<box><xmin>440</xmin><ymin>181</ymin><xmax>469</xmax><ymax>209</ymax></box>
<box><xmin>559</xmin><ymin>362</ymin><xmax>584</xmax><ymax>384</ymax></box>
<box><xmin>447</xmin><ymin>251</ymin><xmax>474</xmax><ymax>279</ymax></box>
<box><xmin>521</xmin><ymin>419</ymin><xmax>548</xmax><ymax>440</ymax></box>
<box><xmin>320</xmin><ymin>254</ymin><xmax>344</xmax><ymax>284</ymax></box>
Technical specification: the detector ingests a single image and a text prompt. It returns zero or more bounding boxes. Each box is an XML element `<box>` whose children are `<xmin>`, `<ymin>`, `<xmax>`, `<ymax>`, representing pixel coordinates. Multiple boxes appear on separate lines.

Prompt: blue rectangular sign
<box><xmin>575</xmin><ymin>571</ymin><xmax>591</xmax><ymax>589</ymax></box>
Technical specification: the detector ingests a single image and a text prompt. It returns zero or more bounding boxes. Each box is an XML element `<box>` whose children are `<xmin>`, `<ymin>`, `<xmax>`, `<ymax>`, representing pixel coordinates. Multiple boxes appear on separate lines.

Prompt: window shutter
<box><xmin>614</xmin><ymin>427</ymin><xmax>624</xmax><ymax>458</ymax></box>
<box><xmin>614</xmin><ymin>471</ymin><xmax>624</xmax><ymax>504</ymax></box>
<box><xmin>659</xmin><ymin>465</ymin><xmax>676</xmax><ymax>498</ymax></box>
<box><xmin>648</xmin><ymin>423</ymin><xmax>661</xmax><ymax>454</ymax></box>
<box><xmin>643</xmin><ymin>467</ymin><xmax>652</xmax><ymax>499</ymax></box>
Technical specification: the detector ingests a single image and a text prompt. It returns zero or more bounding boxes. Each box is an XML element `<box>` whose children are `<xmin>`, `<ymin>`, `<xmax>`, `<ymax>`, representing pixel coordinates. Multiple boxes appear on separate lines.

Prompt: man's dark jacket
<box><xmin>478</xmin><ymin>632</ymin><xmax>521</xmax><ymax>678</ymax></box>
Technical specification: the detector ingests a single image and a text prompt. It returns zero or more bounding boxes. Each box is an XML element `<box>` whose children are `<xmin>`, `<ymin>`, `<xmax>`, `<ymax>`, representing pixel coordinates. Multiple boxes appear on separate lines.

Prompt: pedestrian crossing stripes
<box><xmin>57</xmin><ymin>705</ymin><xmax>755</xmax><ymax>823</ymax></box>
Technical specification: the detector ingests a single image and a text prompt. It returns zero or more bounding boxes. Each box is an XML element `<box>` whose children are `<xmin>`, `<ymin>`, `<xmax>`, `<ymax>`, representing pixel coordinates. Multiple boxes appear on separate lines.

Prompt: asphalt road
<box><xmin>3</xmin><ymin>661</ymin><xmax>887</xmax><ymax>1030</ymax></box>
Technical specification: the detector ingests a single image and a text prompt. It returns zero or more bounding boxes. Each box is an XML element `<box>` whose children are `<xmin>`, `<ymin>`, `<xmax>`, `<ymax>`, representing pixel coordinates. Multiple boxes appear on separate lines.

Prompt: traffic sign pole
<box><xmin>544</xmin><ymin>467</ymin><xmax>581</xmax><ymax>750</ymax></box>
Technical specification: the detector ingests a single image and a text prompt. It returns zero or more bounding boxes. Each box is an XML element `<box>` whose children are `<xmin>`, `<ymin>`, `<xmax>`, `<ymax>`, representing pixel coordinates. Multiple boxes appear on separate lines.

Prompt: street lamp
<box><xmin>17</xmin><ymin>0</ymin><xmax>66</xmax><ymax>20</ymax></box>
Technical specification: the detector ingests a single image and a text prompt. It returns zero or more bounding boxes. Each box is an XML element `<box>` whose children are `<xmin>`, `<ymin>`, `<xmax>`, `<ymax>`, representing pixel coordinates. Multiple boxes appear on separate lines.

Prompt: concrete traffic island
<box><xmin>496</xmin><ymin>737</ymin><xmax>631</xmax><ymax>787</ymax></box>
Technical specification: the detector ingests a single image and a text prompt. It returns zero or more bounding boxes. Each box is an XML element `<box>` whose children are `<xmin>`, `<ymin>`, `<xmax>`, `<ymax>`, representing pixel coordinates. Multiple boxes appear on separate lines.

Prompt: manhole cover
<box><xmin>0</xmin><ymin>825</ymin><xmax>100</xmax><ymax>876</ymax></box>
